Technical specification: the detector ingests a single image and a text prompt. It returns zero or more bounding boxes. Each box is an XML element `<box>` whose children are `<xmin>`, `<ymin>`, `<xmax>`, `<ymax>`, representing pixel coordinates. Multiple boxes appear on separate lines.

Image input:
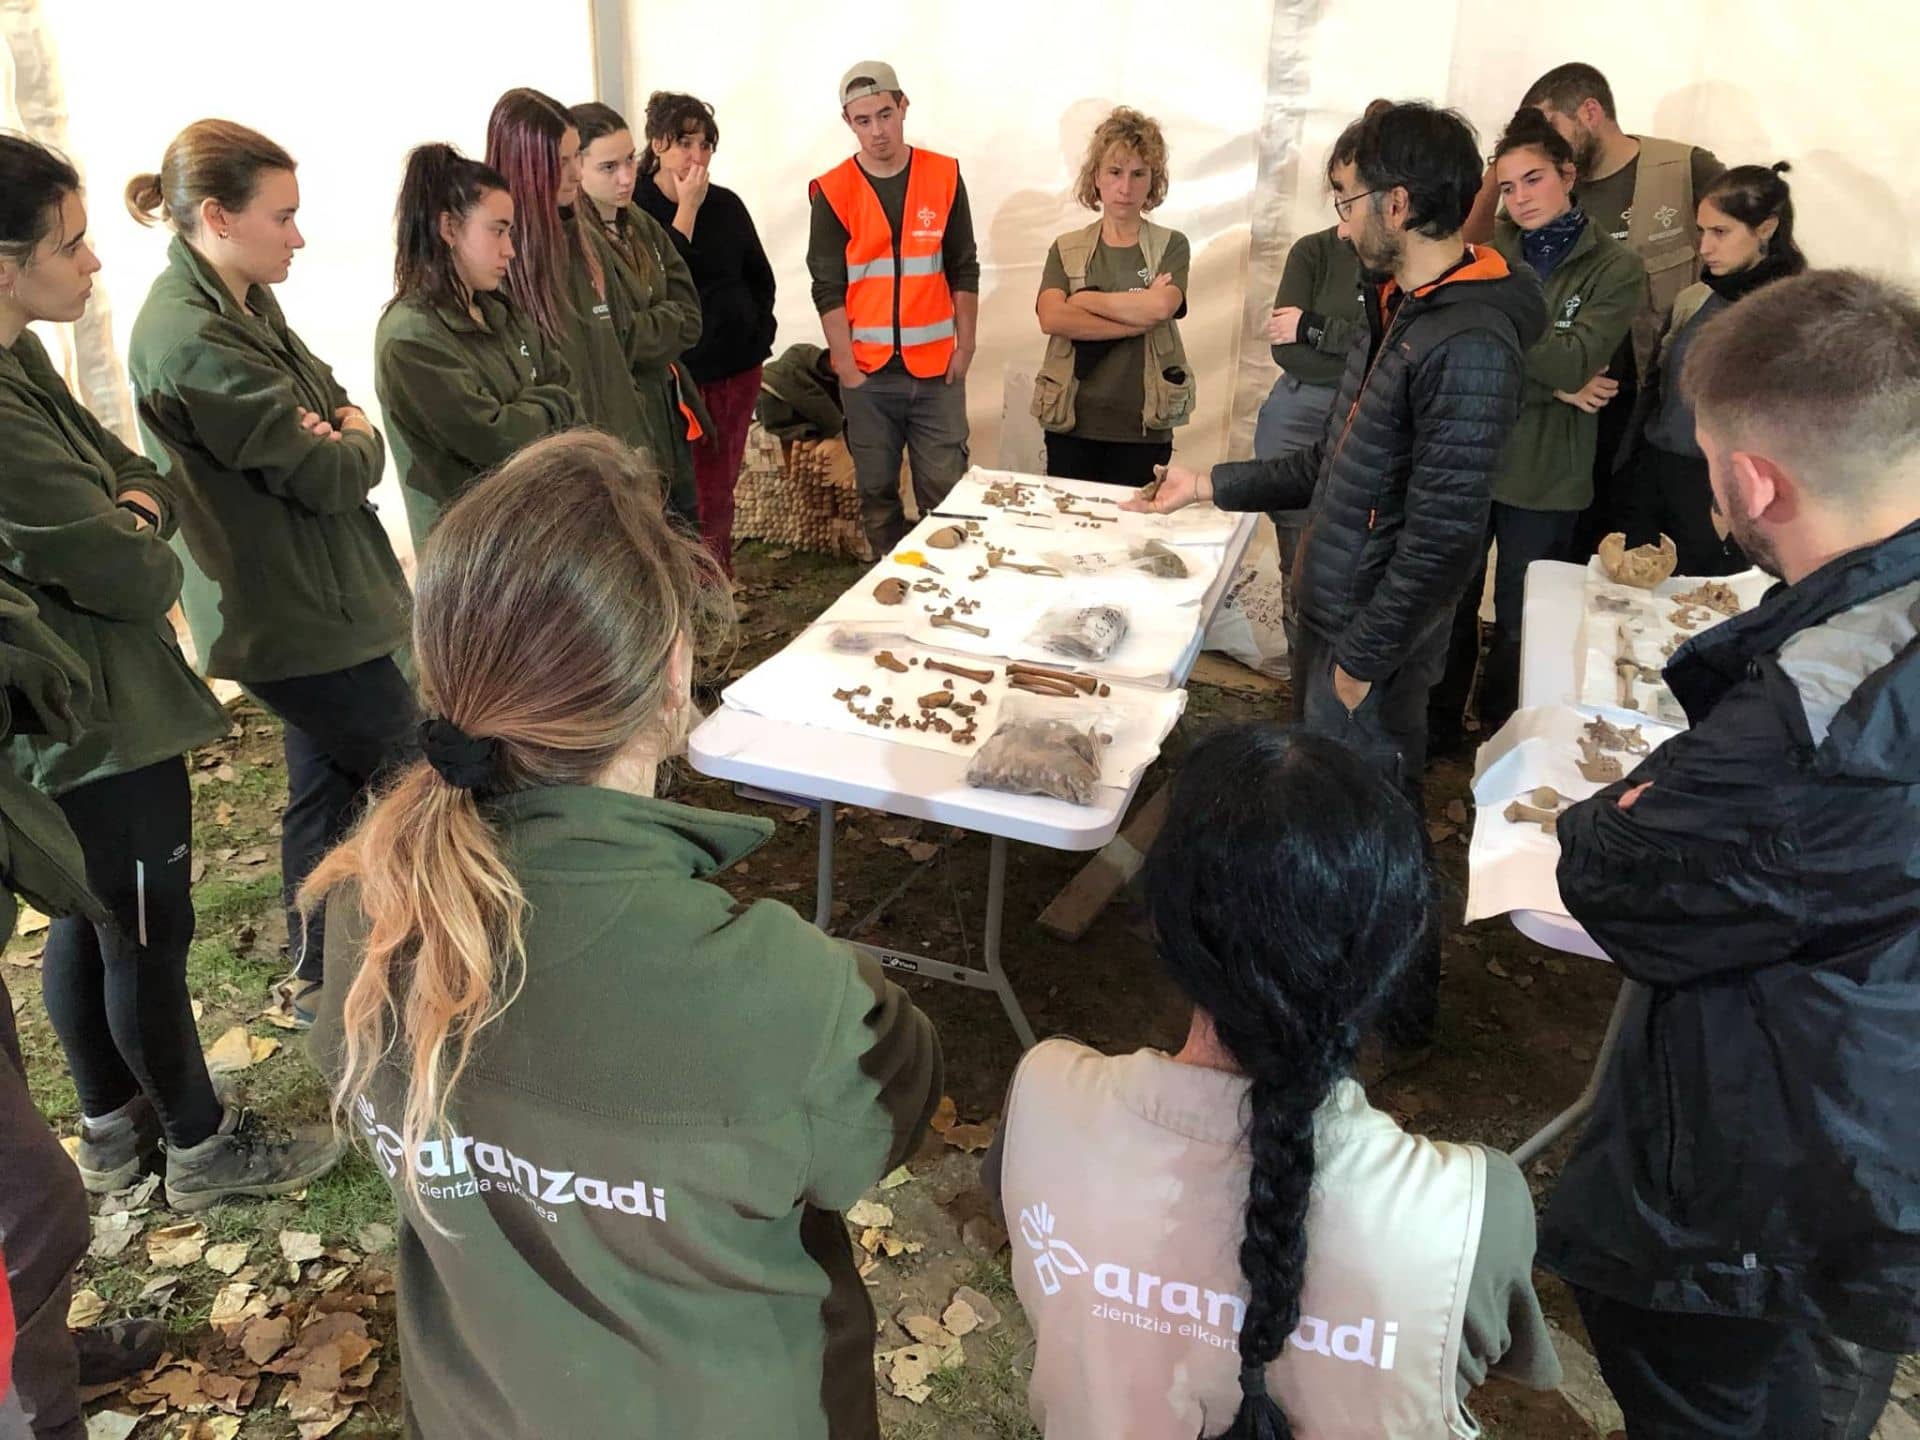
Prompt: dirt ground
<box><xmin>9</xmin><ymin>539</ymin><xmax>1916</xmax><ymax>1438</ymax></box>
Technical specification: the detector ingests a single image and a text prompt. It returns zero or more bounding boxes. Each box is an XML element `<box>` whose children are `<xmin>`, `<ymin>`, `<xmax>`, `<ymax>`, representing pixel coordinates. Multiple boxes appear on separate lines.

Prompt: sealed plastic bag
<box><xmin>965</xmin><ymin>700</ymin><xmax>1113</xmax><ymax>805</ymax></box>
<box><xmin>1031</xmin><ymin>604</ymin><xmax>1129</xmax><ymax>662</ymax></box>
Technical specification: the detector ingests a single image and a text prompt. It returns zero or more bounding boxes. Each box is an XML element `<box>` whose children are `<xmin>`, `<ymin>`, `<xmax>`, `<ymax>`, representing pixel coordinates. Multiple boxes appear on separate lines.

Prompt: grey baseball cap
<box><xmin>839</xmin><ymin>61</ymin><xmax>901</xmax><ymax>108</ymax></box>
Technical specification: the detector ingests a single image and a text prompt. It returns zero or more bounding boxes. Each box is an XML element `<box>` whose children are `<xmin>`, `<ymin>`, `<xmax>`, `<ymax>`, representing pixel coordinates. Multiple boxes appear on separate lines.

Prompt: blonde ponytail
<box><xmin>301</xmin><ymin>431</ymin><xmax>728</xmax><ymax>1212</ymax></box>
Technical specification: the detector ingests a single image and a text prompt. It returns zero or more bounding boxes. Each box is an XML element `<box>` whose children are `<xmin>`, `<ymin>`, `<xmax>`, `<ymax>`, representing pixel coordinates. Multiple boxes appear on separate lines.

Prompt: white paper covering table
<box><xmin>1502</xmin><ymin>559</ymin><xmax>1631</xmax><ymax>1165</ymax></box>
<box><xmin>690</xmin><ymin>507</ymin><xmax>1257</xmax><ymax>1048</ymax></box>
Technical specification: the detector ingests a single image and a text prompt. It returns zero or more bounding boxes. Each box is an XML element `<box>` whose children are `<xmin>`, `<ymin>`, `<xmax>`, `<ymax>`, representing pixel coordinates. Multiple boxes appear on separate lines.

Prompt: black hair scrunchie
<box><xmin>419</xmin><ymin>716</ymin><xmax>500</xmax><ymax>795</ymax></box>
<box><xmin>1239</xmin><ymin>1362</ymin><xmax>1269</xmax><ymax>1399</ymax></box>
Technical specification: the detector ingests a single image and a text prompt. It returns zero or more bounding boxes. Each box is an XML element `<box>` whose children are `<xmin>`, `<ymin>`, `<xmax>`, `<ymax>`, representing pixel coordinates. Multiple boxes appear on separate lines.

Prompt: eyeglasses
<box><xmin>1333</xmin><ymin>188</ymin><xmax>1380</xmax><ymax>221</ymax></box>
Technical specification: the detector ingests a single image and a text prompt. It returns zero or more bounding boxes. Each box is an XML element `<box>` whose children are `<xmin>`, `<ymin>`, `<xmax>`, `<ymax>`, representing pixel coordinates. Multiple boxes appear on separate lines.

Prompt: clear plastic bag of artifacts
<box><xmin>1040</xmin><ymin>540</ymin><xmax>1192</xmax><ymax>581</ymax></box>
<box><xmin>1030</xmin><ymin>603</ymin><xmax>1130</xmax><ymax>662</ymax></box>
<box><xmin>965</xmin><ymin>696</ymin><xmax>1119</xmax><ymax>806</ymax></box>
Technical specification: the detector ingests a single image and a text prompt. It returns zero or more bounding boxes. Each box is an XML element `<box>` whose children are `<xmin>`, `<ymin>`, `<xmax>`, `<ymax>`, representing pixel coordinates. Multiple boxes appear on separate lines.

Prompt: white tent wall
<box><xmin>611</xmin><ymin>1</ymin><xmax>1277</xmax><ymax>477</ymax></box>
<box><xmin>6</xmin><ymin>3</ymin><xmax>1911</xmax><ymax>572</ymax></box>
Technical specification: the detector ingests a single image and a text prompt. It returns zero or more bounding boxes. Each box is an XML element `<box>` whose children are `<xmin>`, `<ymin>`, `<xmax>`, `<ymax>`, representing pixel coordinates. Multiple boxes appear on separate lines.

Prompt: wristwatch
<box><xmin>117</xmin><ymin>498</ymin><xmax>160</xmax><ymax>530</ymax></box>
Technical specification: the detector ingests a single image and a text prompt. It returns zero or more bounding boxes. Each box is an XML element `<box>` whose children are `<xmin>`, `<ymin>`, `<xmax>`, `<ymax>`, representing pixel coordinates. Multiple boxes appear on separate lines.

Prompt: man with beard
<box><xmin>1128</xmin><ymin>102</ymin><xmax>1545</xmax><ymax>1051</ymax></box>
<box><xmin>1521</xmin><ymin>63</ymin><xmax>1721</xmax><ymax>551</ymax></box>
<box><xmin>1542</xmin><ymin>269</ymin><xmax>1920</xmax><ymax>1438</ymax></box>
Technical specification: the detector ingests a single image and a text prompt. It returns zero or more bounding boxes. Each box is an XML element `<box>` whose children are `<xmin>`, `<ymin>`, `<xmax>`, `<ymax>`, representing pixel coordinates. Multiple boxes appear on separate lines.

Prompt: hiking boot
<box><xmin>72</xmin><ymin>1316</ymin><xmax>166</xmax><ymax>1386</ymax></box>
<box><xmin>164</xmin><ymin>1106</ymin><xmax>343</xmax><ymax>1212</ymax></box>
<box><xmin>74</xmin><ymin>1093</ymin><xmax>162</xmax><ymax>1194</ymax></box>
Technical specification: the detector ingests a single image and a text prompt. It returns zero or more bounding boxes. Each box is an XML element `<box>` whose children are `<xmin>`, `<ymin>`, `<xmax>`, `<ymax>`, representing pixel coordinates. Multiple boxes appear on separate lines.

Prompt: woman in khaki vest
<box><xmin>1032</xmin><ymin>107</ymin><xmax>1194</xmax><ymax>486</ymax></box>
<box><xmin>989</xmin><ymin>727</ymin><xmax>1560</xmax><ymax>1437</ymax></box>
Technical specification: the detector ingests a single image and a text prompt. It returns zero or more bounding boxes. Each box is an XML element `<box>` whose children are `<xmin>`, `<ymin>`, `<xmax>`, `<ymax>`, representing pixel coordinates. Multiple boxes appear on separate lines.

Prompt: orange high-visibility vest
<box><xmin>810</xmin><ymin>149</ymin><xmax>959</xmax><ymax>378</ymax></box>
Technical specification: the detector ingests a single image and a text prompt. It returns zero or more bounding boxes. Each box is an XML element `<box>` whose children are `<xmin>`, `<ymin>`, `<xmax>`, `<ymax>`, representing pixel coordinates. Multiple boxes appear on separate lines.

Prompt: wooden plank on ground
<box><xmin>1188</xmin><ymin>652</ymin><xmax>1285</xmax><ymax>695</ymax></box>
<box><xmin>1036</xmin><ymin>785</ymin><xmax>1172</xmax><ymax>941</ymax></box>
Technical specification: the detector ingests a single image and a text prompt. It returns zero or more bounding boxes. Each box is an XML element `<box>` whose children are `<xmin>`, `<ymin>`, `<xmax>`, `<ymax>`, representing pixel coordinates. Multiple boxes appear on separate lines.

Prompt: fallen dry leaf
<box><xmin>279</xmin><ymin>1230</ymin><xmax>325</xmax><ymax>1265</ymax></box>
<box><xmin>3</xmin><ymin>947</ymin><xmax>40</xmax><ymax>968</ymax></box>
<box><xmin>941</xmin><ymin>1122</ymin><xmax>995</xmax><ymax>1153</ymax></box>
<box><xmin>137</xmin><ymin>1274</ymin><xmax>180</xmax><ymax>1307</ymax></box>
<box><xmin>845</xmin><ymin>1199</ymin><xmax>893</xmax><ymax>1229</ymax></box>
<box><xmin>214</xmin><ymin>801</ymin><xmax>235</xmax><ymax>827</ymax></box>
<box><xmin>235</xmin><ymin>845</ymin><xmax>268</xmax><ymax>865</ymax></box>
<box><xmin>948</xmin><ymin>1285</ymin><xmax>1001</xmax><ymax>1333</ymax></box>
<box><xmin>82</xmin><ymin>1412</ymin><xmax>139</xmax><ymax>1440</ymax></box>
<box><xmin>1445</xmin><ymin>798</ymin><xmax>1469</xmax><ymax>824</ymax></box>
<box><xmin>88</xmin><ymin>1210</ymin><xmax>144</xmax><ymax>1260</ymax></box>
<box><xmin>179</xmin><ymin>1418</ymin><xmax>243</xmax><ymax>1440</ymax></box>
<box><xmin>353</xmin><ymin>1222</ymin><xmax>395</xmax><ymax>1253</ymax></box>
<box><xmin>208</xmin><ymin>1281</ymin><xmax>258</xmax><ymax>1330</ymax></box>
<box><xmin>1426</xmin><ymin>821</ymin><xmax>1459</xmax><ymax>844</ymax></box>
<box><xmin>146</xmin><ymin>1220</ymin><xmax>209</xmax><ymax>1269</ymax></box>
<box><xmin>16</xmin><ymin>906</ymin><xmax>49</xmax><ymax>935</ymax></box>
<box><xmin>67</xmin><ymin>1288</ymin><xmax>108</xmax><ymax>1328</ymax></box>
<box><xmin>190</xmin><ymin>856</ymin><xmax>207</xmax><ymax>885</ymax></box>
<box><xmin>214</xmin><ymin>763</ymin><xmax>238</xmax><ymax>784</ymax></box>
<box><xmin>928</xmin><ymin>1096</ymin><xmax>957</xmax><ymax>1134</ymax></box>
<box><xmin>878</xmin><ymin>1166</ymin><xmax>913</xmax><ymax>1191</ymax></box>
<box><xmin>237</xmin><ymin>1314</ymin><xmax>292</xmax><ymax>1366</ymax></box>
<box><xmin>99</xmin><ymin>1172</ymin><xmax>159</xmax><ymax>1215</ymax></box>
<box><xmin>901</xmin><ymin>1314</ymin><xmax>957</xmax><ymax>1346</ymax></box>
<box><xmin>205</xmin><ymin>1026</ymin><xmax>261</xmax><ymax>1074</ymax></box>
<box><xmin>205</xmin><ymin>1241</ymin><xmax>251</xmax><ymax>1275</ymax></box>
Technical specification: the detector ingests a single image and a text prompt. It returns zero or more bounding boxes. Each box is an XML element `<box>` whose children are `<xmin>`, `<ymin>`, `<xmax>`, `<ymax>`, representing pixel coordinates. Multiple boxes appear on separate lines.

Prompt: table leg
<box><xmin>813</xmin><ymin>802</ymin><xmax>836</xmax><ymax>932</ymax></box>
<box><xmin>1511</xmin><ymin>977</ymin><xmax>1639</xmax><ymax>1169</ymax></box>
<box><xmin>982</xmin><ymin>836</ymin><xmax>1037</xmax><ymax>1050</ymax></box>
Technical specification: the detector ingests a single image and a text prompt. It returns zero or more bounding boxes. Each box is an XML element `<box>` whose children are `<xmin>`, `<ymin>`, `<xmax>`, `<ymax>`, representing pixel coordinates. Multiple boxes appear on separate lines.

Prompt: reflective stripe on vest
<box><xmin>811</xmin><ymin>150</ymin><xmax>959</xmax><ymax>378</ymax></box>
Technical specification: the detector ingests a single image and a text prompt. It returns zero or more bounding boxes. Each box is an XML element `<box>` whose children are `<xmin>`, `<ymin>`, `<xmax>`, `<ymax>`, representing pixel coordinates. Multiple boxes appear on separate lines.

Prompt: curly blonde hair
<box><xmin>1074</xmin><ymin>107</ymin><xmax>1170</xmax><ymax>212</ymax></box>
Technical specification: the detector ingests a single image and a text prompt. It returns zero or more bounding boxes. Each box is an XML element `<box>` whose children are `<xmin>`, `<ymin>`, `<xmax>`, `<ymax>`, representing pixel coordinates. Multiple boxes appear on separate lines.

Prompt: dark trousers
<box><xmin>1575</xmin><ymin>1288</ymin><xmax>1823</xmax><ymax>1440</ymax></box>
<box><xmin>1572</xmin><ymin>372</ymin><xmax>1639</xmax><ymax>560</ymax></box>
<box><xmin>1253</xmin><ymin>374</ymin><xmax>1338</xmax><ymax>669</ymax></box>
<box><xmin>1</xmin><ymin>969</ymin><xmax>90</xmax><ymax>1440</ymax></box>
<box><xmin>1812</xmin><ymin>1332</ymin><xmax>1899</xmax><ymax>1439</ymax></box>
<box><xmin>38</xmin><ymin>759</ymin><xmax>221</xmax><ymax>1148</ymax></box>
<box><xmin>1622</xmin><ymin>445</ymin><xmax>1748</xmax><ymax>577</ymax></box>
<box><xmin>1292</xmin><ymin>617</ymin><xmax>1449</xmax><ymax>1042</ymax></box>
<box><xmin>248</xmin><ymin>655</ymin><xmax>416</xmax><ymax>983</ymax></box>
<box><xmin>1436</xmin><ymin>504</ymin><xmax>1581</xmax><ymax>735</ymax></box>
<box><xmin>840</xmin><ymin>367</ymin><xmax>969</xmax><ymax>556</ymax></box>
<box><xmin>1042</xmin><ymin>432</ymin><xmax>1172</xmax><ymax>487</ymax></box>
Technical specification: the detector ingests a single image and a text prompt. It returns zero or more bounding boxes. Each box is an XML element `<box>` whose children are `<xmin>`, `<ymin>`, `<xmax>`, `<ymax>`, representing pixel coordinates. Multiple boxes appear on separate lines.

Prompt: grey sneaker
<box><xmin>75</xmin><ymin>1093</ymin><xmax>162</xmax><ymax>1194</ymax></box>
<box><xmin>164</xmin><ymin>1106</ymin><xmax>343</xmax><ymax>1212</ymax></box>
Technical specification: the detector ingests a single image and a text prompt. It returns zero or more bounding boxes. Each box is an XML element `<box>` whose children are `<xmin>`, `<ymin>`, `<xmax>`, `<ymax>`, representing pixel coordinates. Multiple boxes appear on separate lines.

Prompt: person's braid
<box><xmin>1219</xmin><ymin>1005</ymin><xmax>1373</xmax><ymax>1438</ymax></box>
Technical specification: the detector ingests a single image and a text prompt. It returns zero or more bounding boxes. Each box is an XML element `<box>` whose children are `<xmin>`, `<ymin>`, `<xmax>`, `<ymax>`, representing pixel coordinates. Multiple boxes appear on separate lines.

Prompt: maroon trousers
<box><xmin>692</xmin><ymin>365</ymin><xmax>764</xmax><ymax>577</ymax></box>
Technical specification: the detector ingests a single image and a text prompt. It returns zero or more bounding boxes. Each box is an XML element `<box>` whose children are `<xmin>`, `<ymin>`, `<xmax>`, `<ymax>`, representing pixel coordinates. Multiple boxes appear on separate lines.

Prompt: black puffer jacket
<box><xmin>1212</xmin><ymin>247</ymin><xmax>1545</xmax><ymax>681</ymax></box>
<box><xmin>1542</xmin><ymin>521</ymin><xmax>1920</xmax><ymax>1352</ymax></box>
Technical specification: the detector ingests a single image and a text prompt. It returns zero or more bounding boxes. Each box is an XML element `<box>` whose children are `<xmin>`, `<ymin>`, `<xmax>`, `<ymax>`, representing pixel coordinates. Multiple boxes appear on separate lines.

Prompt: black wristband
<box><xmin>1299</xmin><ymin>310</ymin><xmax>1329</xmax><ymax>349</ymax></box>
<box><xmin>117</xmin><ymin>498</ymin><xmax>160</xmax><ymax>530</ymax></box>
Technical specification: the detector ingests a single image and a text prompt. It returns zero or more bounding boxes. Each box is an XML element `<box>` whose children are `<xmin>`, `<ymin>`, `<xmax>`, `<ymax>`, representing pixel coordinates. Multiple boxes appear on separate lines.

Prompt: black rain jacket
<box><xmin>1541</xmin><ymin>521</ymin><xmax>1920</xmax><ymax>1352</ymax></box>
<box><xmin>1210</xmin><ymin>246</ymin><xmax>1546</xmax><ymax>681</ymax></box>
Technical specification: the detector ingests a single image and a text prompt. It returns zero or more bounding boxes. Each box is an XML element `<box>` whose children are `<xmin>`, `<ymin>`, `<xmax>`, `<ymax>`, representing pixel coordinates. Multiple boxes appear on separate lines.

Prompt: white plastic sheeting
<box><xmin>5</xmin><ymin>1</ymin><xmax>1911</xmax><ymax>569</ymax></box>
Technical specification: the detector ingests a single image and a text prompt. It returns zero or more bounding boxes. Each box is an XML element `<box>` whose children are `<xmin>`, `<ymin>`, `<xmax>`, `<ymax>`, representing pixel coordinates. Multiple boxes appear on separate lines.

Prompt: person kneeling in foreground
<box><xmin>1541</xmin><ymin>269</ymin><xmax>1920</xmax><ymax>1436</ymax></box>
<box><xmin>986</xmin><ymin>726</ymin><xmax>1560</xmax><ymax>1438</ymax></box>
<box><xmin>305</xmin><ymin>431</ymin><xmax>942</xmax><ymax>1439</ymax></box>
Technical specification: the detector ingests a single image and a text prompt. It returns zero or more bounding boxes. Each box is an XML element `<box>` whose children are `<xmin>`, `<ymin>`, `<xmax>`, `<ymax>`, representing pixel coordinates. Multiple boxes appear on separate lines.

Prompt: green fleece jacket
<box><xmin>1271</xmin><ymin>225</ymin><xmax>1365</xmax><ymax>387</ymax></box>
<box><xmin>0</xmin><ymin>576</ymin><xmax>103</xmax><ymax>926</ymax></box>
<box><xmin>374</xmin><ymin>290</ymin><xmax>578</xmax><ymax>545</ymax></box>
<box><xmin>1491</xmin><ymin>219</ymin><xmax>1648</xmax><ymax>510</ymax></box>
<box><xmin>0</xmin><ymin>332</ymin><xmax>229</xmax><ymax>794</ymax></box>
<box><xmin>128</xmin><ymin>236</ymin><xmax>410</xmax><ymax>683</ymax></box>
<box><xmin>311</xmin><ymin>785</ymin><xmax>942</xmax><ymax>1440</ymax></box>
<box><xmin>599</xmin><ymin>204</ymin><xmax>704</xmax><ymax>521</ymax></box>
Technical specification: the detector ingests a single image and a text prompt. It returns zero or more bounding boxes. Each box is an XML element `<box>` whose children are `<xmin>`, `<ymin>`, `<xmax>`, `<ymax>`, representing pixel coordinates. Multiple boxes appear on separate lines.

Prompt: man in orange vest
<box><xmin>809</xmin><ymin>61</ymin><xmax>980</xmax><ymax>555</ymax></box>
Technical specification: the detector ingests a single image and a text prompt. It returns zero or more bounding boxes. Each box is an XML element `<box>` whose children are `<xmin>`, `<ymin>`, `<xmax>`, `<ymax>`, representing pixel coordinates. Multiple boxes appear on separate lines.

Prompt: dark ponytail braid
<box><xmin>1144</xmin><ymin>726</ymin><xmax>1432</xmax><ymax>1438</ymax></box>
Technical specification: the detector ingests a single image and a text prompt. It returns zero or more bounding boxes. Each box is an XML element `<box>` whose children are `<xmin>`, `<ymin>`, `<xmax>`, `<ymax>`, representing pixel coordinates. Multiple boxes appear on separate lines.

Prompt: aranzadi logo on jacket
<box><xmin>355</xmin><ymin>1095</ymin><xmax>667</xmax><ymax>1227</ymax></box>
<box><xmin>1018</xmin><ymin>1201</ymin><xmax>1400</xmax><ymax>1369</ymax></box>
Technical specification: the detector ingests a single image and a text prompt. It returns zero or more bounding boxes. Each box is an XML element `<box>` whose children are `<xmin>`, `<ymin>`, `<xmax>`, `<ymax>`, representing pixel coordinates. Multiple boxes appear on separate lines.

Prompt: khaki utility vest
<box><xmin>1031</xmin><ymin>219</ymin><xmax>1196</xmax><ymax>434</ymax></box>
<box><xmin>1000</xmin><ymin>1040</ymin><xmax>1488</xmax><ymax>1439</ymax></box>
<box><xmin>1626</xmin><ymin>135</ymin><xmax>1705</xmax><ymax>379</ymax></box>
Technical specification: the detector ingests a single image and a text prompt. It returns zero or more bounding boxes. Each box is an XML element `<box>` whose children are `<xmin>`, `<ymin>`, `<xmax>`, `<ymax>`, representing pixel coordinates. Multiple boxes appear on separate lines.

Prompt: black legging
<box><xmin>39</xmin><ymin>757</ymin><xmax>222</xmax><ymax>1148</ymax></box>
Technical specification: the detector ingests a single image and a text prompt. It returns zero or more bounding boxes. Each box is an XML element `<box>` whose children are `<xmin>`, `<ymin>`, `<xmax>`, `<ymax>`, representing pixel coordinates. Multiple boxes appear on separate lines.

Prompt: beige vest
<box><xmin>1001</xmin><ymin>1040</ymin><xmax>1486</xmax><ymax>1440</ymax></box>
<box><xmin>1031</xmin><ymin>219</ymin><xmax>1196</xmax><ymax>435</ymax></box>
<box><xmin>1626</xmin><ymin>135</ymin><xmax>1705</xmax><ymax>379</ymax></box>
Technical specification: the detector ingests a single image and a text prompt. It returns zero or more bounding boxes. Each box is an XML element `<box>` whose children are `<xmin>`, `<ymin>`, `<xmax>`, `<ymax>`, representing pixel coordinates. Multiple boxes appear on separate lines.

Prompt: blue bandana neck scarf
<box><xmin>1521</xmin><ymin>207</ymin><xmax>1587</xmax><ymax>279</ymax></box>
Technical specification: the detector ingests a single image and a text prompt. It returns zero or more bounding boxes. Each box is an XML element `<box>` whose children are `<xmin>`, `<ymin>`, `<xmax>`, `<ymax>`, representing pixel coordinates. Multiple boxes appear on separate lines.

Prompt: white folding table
<box><xmin>690</xmin><ymin>515</ymin><xmax>1257</xmax><ymax>1048</ymax></box>
<box><xmin>1504</xmin><ymin>559</ymin><xmax>1640</xmax><ymax>1167</ymax></box>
